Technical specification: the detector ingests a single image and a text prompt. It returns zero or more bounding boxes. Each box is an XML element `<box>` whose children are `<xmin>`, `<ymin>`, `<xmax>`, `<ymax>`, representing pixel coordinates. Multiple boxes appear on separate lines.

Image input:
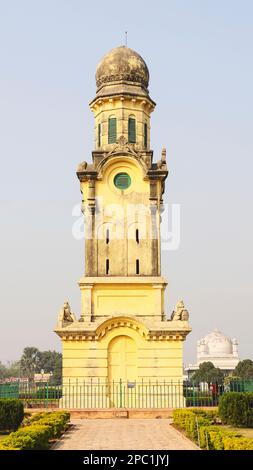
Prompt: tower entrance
<box><xmin>108</xmin><ymin>335</ymin><xmax>137</xmax><ymax>383</ymax></box>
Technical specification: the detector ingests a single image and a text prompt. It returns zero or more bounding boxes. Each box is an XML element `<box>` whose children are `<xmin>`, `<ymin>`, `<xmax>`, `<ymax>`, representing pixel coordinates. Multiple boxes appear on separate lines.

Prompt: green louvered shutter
<box><xmin>108</xmin><ymin>118</ymin><xmax>117</xmax><ymax>143</ymax></box>
<box><xmin>144</xmin><ymin>123</ymin><xmax>148</xmax><ymax>148</ymax></box>
<box><xmin>128</xmin><ymin>117</ymin><xmax>136</xmax><ymax>143</ymax></box>
<box><xmin>98</xmin><ymin>123</ymin><xmax>101</xmax><ymax>147</ymax></box>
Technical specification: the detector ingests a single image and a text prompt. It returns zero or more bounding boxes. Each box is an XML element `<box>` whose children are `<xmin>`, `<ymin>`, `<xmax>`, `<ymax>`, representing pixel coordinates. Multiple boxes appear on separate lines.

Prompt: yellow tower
<box><xmin>55</xmin><ymin>46</ymin><xmax>191</xmax><ymax>408</ymax></box>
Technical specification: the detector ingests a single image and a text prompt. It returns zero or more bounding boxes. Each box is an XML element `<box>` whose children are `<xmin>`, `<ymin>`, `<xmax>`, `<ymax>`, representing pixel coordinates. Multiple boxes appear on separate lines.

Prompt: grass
<box><xmin>221</xmin><ymin>425</ymin><xmax>253</xmax><ymax>438</ymax></box>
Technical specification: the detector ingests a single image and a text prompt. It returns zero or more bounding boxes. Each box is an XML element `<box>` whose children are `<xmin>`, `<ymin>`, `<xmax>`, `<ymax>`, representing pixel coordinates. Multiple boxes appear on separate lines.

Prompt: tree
<box><xmin>20</xmin><ymin>347</ymin><xmax>40</xmax><ymax>380</ymax></box>
<box><xmin>6</xmin><ymin>347</ymin><xmax>62</xmax><ymax>383</ymax></box>
<box><xmin>38</xmin><ymin>350</ymin><xmax>62</xmax><ymax>384</ymax></box>
<box><xmin>206</xmin><ymin>367</ymin><xmax>224</xmax><ymax>385</ymax></box>
<box><xmin>0</xmin><ymin>361</ymin><xmax>21</xmax><ymax>380</ymax></box>
<box><xmin>0</xmin><ymin>361</ymin><xmax>8</xmax><ymax>379</ymax></box>
<box><xmin>234</xmin><ymin>360</ymin><xmax>253</xmax><ymax>379</ymax></box>
<box><xmin>192</xmin><ymin>361</ymin><xmax>224</xmax><ymax>384</ymax></box>
<box><xmin>7</xmin><ymin>361</ymin><xmax>20</xmax><ymax>378</ymax></box>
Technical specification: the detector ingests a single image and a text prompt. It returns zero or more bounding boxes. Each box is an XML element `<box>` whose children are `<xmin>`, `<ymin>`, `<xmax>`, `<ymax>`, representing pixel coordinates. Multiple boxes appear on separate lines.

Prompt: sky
<box><xmin>0</xmin><ymin>0</ymin><xmax>252</xmax><ymax>365</ymax></box>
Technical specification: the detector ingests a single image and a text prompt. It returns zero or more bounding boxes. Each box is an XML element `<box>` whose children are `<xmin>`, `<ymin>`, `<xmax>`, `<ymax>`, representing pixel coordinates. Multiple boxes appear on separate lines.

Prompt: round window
<box><xmin>114</xmin><ymin>173</ymin><xmax>131</xmax><ymax>190</ymax></box>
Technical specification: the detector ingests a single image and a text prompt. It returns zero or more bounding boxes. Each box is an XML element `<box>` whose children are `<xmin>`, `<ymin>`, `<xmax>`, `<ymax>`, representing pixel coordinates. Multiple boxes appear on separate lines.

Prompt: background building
<box><xmin>186</xmin><ymin>329</ymin><xmax>239</xmax><ymax>379</ymax></box>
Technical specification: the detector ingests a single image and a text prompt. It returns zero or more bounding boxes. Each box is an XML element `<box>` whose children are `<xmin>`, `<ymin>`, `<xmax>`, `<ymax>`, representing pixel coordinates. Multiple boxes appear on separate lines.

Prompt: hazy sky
<box><xmin>0</xmin><ymin>1</ymin><xmax>252</xmax><ymax>365</ymax></box>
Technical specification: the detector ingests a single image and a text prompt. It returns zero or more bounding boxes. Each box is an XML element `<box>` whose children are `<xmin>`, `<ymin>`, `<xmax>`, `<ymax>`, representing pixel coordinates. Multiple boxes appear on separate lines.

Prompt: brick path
<box><xmin>53</xmin><ymin>419</ymin><xmax>198</xmax><ymax>450</ymax></box>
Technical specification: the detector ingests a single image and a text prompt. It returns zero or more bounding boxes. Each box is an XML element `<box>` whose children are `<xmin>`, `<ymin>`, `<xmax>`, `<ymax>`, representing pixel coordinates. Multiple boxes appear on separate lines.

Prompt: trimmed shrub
<box><xmin>173</xmin><ymin>408</ymin><xmax>253</xmax><ymax>450</ymax></box>
<box><xmin>31</xmin><ymin>411</ymin><xmax>70</xmax><ymax>437</ymax></box>
<box><xmin>198</xmin><ymin>426</ymin><xmax>239</xmax><ymax>450</ymax></box>
<box><xmin>218</xmin><ymin>392</ymin><xmax>253</xmax><ymax>427</ymax></box>
<box><xmin>0</xmin><ymin>399</ymin><xmax>24</xmax><ymax>431</ymax></box>
<box><xmin>223</xmin><ymin>436</ymin><xmax>253</xmax><ymax>450</ymax></box>
<box><xmin>188</xmin><ymin>408</ymin><xmax>218</xmax><ymax>420</ymax></box>
<box><xmin>0</xmin><ymin>424</ymin><xmax>51</xmax><ymax>450</ymax></box>
<box><xmin>173</xmin><ymin>409</ymin><xmax>212</xmax><ymax>441</ymax></box>
<box><xmin>28</xmin><ymin>410</ymin><xmax>69</xmax><ymax>424</ymax></box>
<box><xmin>18</xmin><ymin>387</ymin><xmax>62</xmax><ymax>401</ymax></box>
<box><xmin>0</xmin><ymin>434</ymin><xmax>34</xmax><ymax>450</ymax></box>
<box><xmin>35</xmin><ymin>387</ymin><xmax>62</xmax><ymax>399</ymax></box>
<box><xmin>0</xmin><ymin>410</ymin><xmax>70</xmax><ymax>450</ymax></box>
<box><xmin>186</xmin><ymin>396</ymin><xmax>214</xmax><ymax>407</ymax></box>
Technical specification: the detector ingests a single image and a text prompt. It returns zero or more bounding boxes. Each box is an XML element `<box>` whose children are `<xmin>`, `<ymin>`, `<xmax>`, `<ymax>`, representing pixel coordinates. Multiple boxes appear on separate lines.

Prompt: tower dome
<box><xmin>89</xmin><ymin>45</ymin><xmax>156</xmax><ymax>153</ymax></box>
<box><xmin>96</xmin><ymin>46</ymin><xmax>149</xmax><ymax>91</ymax></box>
<box><xmin>204</xmin><ymin>329</ymin><xmax>233</xmax><ymax>355</ymax></box>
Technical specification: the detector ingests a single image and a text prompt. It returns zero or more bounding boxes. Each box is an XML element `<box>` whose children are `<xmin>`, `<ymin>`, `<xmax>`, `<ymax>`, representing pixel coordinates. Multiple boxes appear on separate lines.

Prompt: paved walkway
<box><xmin>53</xmin><ymin>419</ymin><xmax>198</xmax><ymax>450</ymax></box>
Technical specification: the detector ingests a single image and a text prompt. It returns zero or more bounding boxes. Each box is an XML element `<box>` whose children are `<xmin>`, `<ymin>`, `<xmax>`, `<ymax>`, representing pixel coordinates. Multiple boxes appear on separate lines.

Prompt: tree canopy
<box><xmin>191</xmin><ymin>361</ymin><xmax>224</xmax><ymax>384</ymax></box>
<box><xmin>234</xmin><ymin>359</ymin><xmax>253</xmax><ymax>379</ymax></box>
<box><xmin>1</xmin><ymin>347</ymin><xmax>62</xmax><ymax>384</ymax></box>
<box><xmin>0</xmin><ymin>361</ymin><xmax>20</xmax><ymax>379</ymax></box>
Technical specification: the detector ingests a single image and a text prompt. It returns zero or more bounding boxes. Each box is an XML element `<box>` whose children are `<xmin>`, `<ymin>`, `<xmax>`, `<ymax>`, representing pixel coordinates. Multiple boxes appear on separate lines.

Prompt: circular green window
<box><xmin>114</xmin><ymin>172</ymin><xmax>131</xmax><ymax>190</ymax></box>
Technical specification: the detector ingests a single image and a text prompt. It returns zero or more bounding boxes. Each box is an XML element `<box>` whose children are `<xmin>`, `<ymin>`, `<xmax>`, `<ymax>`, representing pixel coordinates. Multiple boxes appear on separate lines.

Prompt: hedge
<box><xmin>198</xmin><ymin>425</ymin><xmax>242</xmax><ymax>450</ymax></box>
<box><xmin>0</xmin><ymin>410</ymin><xmax>70</xmax><ymax>450</ymax></box>
<box><xmin>0</xmin><ymin>399</ymin><xmax>24</xmax><ymax>431</ymax></box>
<box><xmin>173</xmin><ymin>409</ymin><xmax>214</xmax><ymax>441</ymax></box>
<box><xmin>28</xmin><ymin>411</ymin><xmax>70</xmax><ymax>438</ymax></box>
<box><xmin>186</xmin><ymin>397</ymin><xmax>214</xmax><ymax>407</ymax></box>
<box><xmin>223</xmin><ymin>436</ymin><xmax>253</xmax><ymax>450</ymax></box>
<box><xmin>19</xmin><ymin>387</ymin><xmax>62</xmax><ymax>400</ymax></box>
<box><xmin>0</xmin><ymin>424</ymin><xmax>52</xmax><ymax>450</ymax></box>
<box><xmin>173</xmin><ymin>408</ymin><xmax>253</xmax><ymax>450</ymax></box>
<box><xmin>218</xmin><ymin>392</ymin><xmax>253</xmax><ymax>427</ymax></box>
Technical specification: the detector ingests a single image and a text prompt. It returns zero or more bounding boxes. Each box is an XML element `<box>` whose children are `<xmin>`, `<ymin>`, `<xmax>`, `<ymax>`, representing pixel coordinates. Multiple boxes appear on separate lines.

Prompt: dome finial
<box><xmin>95</xmin><ymin>46</ymin><xmax>150</xmax><ymax>91</ymax></box>
<box><xmin>125</xmin><ymin>31</ymin><xmax>128</xmax><ymax>46</ymax></box>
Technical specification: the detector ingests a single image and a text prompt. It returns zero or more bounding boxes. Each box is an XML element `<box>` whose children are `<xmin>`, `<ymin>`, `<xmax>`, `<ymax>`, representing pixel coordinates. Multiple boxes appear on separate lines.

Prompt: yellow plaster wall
<box><xmin>79</xmin><ymin>279</ymin><xmax>166</xmax><ymax>321</ymax></box>
<box><xmin>61</xmin><ymin>326</ymin><xmax>184</xmax><ymax>384</ymax></box>
<box><xmin>92</xmin><ymin>284</ymin><xmax>163</xmax><ymax>319</ymax></box>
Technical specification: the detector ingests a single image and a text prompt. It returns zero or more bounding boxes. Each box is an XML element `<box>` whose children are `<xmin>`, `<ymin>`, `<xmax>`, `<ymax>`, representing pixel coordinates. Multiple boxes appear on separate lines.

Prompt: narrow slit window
<box><xmin>106</xmin><ymin>259</ymin><xmax>109</xmax><ymax>275</ymax></box>
<box><xmin>106</xmin><ymin>229</ymin><xmax>109</xmax><ymax>244</ymax></box>
<box><xmin>144</xmin><ymin>123</ymin><xmax>148</xmax><ymax>148</ymax></box>
<box><xmin>136</xmin><ymin>259</ymin><xmax>140</xmax><ymax>275</ymax></box>
<box><xmin>136</xmin><ymin>229</ymin><xmax>139</xmax><ymax>244</ymax></box>
<box><xmin>98</xmin><ymin>123</ymin><xmax>101</xmax><ymax>147</ymax></box>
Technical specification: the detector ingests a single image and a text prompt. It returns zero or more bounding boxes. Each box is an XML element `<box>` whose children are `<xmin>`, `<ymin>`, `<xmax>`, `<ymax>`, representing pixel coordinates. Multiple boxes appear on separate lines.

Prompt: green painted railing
<box><xmin>0</xmin><ymin>379</ymin><xmax>252</xmax><ymax>409</ymax></box>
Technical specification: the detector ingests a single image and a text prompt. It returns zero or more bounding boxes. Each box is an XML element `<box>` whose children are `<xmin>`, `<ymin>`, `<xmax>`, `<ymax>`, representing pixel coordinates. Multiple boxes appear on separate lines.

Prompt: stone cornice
<box><xmin>89</xmin><ymin>92</ymin><xmax>156</xmax><ymax>110</ymax></box>
<box><xmin>54</xmin><ymin>314</ymin><xmax>191</xmax><ymax>342</ymax></box>
<box><xmin>54</xmin><ymin>330</ymin><xmax>190</xmax><ymax>342</ymax></box>
<box><xmin>79</xmin><ymin>276</ymin><xmax>168</xmax><ymax>286</ymax></box>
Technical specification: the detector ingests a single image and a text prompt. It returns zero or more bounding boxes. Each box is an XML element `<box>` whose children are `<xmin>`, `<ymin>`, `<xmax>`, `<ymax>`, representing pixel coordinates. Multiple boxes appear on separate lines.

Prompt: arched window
<box><xmin>128</xmin><ymin>116</ymin><xmax>136</xmax><ymax>143</ymax></box>
<box><xmin>108</xmin><ymin>117</ymin><xmax>117</xmax><ymax>143</ymax></box>
<box><xmin>144</xmin><ymin>122</ymin><xmax>148</xmax><ymax>148</ymax></box>
<box><xmin>98</xmin><ymin>123</ymin><xmax>101</xmax><ymax>147</ymax></box>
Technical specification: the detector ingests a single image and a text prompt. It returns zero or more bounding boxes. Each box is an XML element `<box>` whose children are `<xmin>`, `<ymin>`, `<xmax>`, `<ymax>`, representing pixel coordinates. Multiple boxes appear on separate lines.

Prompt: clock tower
<box><xmin>55</xmin><ymin>46</ymin><xmax>191</xmax><ymax>407</ymax></box>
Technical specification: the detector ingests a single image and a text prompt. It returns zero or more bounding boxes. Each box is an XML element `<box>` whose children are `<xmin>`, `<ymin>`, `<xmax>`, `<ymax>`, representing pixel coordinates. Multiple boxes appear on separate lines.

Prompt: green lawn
<box><xmin>222</xmin><ymin>425</ymin><xmax>253</xmax><ymax>438</ymax></box>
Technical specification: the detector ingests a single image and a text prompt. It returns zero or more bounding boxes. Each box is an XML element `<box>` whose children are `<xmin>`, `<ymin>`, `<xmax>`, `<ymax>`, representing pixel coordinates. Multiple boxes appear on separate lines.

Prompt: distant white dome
<box><xmin>204</xmin><ymin>329</ymin><xmax>233</xmax><ymax>355</ymax></box>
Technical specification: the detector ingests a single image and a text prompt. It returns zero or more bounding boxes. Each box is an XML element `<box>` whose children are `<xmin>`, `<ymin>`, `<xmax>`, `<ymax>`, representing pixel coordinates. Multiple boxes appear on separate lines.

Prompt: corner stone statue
<box><xmin>171</xmin><ymin>300</ymin><xmax>189</xmax><ymax>321</ymax></box>
<box><xmin>57</xmin><ymin>301</ymin><xmax>76</xmax><ymax>326</ymax></box>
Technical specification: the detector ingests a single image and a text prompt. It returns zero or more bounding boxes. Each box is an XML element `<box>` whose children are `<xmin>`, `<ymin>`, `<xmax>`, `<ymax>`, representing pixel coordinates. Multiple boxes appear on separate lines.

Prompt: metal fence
<box><xmin>61</xmin><ymin>380</ymin><xmax>186</xmax><ymax>409</ymax></box>
<box><xmin>0</xmin><ymin>379</ymin><xmax>253</xmax><ymax>409</ymax></box>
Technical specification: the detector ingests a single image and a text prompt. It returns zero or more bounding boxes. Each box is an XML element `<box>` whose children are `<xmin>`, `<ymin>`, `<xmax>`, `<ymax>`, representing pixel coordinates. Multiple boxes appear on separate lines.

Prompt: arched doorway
<box><xmin>108</xmin><ymin>335</ymin><xmax>137</xmax><ymax>383</ymax></box>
